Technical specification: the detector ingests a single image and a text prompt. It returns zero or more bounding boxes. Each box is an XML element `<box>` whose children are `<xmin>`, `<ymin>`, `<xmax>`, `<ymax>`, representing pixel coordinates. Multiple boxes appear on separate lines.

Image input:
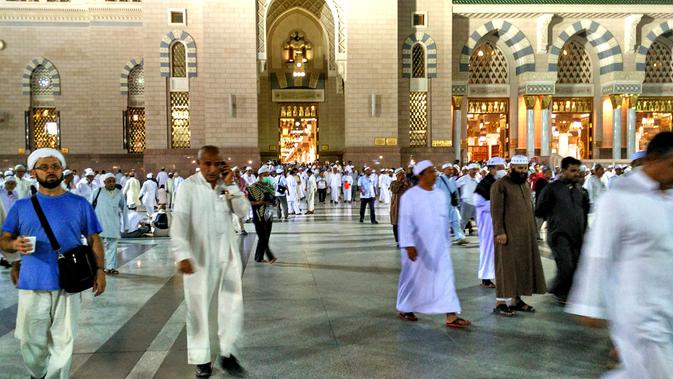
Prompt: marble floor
<box><xmin>0</xmin><ymin>201</ymin><xmax>611</xmax><ymax>378</ymax></box>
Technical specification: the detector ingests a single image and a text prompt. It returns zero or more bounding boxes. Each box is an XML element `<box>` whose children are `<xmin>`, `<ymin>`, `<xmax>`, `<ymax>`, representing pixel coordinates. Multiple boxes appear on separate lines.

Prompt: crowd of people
<box><xmin>0</xmin><ymin>130</ymin><xmax>671</xmax><ymax>378</ymax></box>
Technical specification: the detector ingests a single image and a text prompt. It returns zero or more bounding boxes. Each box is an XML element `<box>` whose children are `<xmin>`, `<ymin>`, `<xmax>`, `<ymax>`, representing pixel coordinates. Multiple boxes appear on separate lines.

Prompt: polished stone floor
<box><xmin>0</xmin><ymin>201</ymin><xmax>611</xmax><ymax>378</ymax></box>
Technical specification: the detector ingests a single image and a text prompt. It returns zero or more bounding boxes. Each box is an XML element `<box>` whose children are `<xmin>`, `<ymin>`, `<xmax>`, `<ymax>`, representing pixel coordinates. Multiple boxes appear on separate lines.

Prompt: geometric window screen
<box><xmin>557</xmin><ymin>39</ymin><xmax>592</xmax><ymax>84</ymax></box>
<box><xmin>412</xmin><ymin>44</ymin><xmax>425</xmax><ymax>78</ymax></box>
<box><xmin>30</xmin><ymin>108</ymin><xmax>59</xmax><ymax>150</ymax></box>
<box><xmin>171</xmin><ymin>42</ymin><xmax>187</xmax><ymax>78</ymax></box>
<box><xmin>170</xmin><ymin>92</ymin><xmax>191</xmax><ymax>148</ymax></box>
<box><xmin>645</xmin><ymin>39</ymin><xmax>673</xmax><ymax>84</ymax></box>
<box><xmin>30</xmin><ymin>65</ymin><xmax>55</xmax><ymax>97</ymax></box>
<box><xmin>409</xmin><ymin>91</ymin><xmax>428</xmax><ymax>147</ymax></box>
<box><xmin>468</xmin><ymin>41</ymin><xmax>508</xmax><ymax>85</ymax></box>
<box><xmin>128</xmin><ymin>65</ymin><xmax>145</xmax><ymax>97</ymax></box>
<box><xmin>126</xmin><ymin>108</ymin><xmax>145</xmax><ymax>153</ymax></box>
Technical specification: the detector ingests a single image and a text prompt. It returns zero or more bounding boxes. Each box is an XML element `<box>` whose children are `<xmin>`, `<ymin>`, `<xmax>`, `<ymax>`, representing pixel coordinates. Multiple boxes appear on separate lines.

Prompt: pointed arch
<box><xmin>548</xmin><ymin>21</ymin><xmax>623</xmax><ymax>75</ymax></box>
<box><xmin>636</xmin><ymin>20</ymin><xmax>673</xmax><ymax>72</ymax></box>
<box><xmin>22</xmin><ymin>57</ymin><xmax>61</xmax><ymax>96</ymax></box>
<box><xmin>120</xmin><ymin>58</ymin><xmax>143</xmax><ymax>95</ymax></box>
<box><xmin>459</xmin><ymin>20</ymin><xmax>535</xmax><ymax>75</ymax></box>
<box><xmin>159</xmin><ymin>30</ymin><xmax>197</xmax><ymax>78</ymax></box>
<box><xmin>402</xmin><ymin>32</ymin><xmax>437</xmax><ymax>78</ymax></box>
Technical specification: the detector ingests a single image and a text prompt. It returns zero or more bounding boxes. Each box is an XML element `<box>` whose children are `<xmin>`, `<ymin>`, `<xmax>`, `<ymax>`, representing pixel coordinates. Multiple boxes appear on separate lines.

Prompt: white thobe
<box><xmin>139</xmin><ymin>180</ymin><xmax>158</xmax><ymax>214</ymax></box>
<box><xmin>166</xmin><ymin>178</ymin><xmax>175</xmax><ymax>207</ymax></box>
<box><xmin>171</xmin><ymin>173</ymin><xmax>250</xmax><ymax>365</ymax></box>
<box><xmin>456</xmin><ymin>175</ymin><xmax>479</xmax><ymax>205</ymax></box>
<box><xmin>329</xmin><ymin>173</ymin><xmax>341</xmax><ymax>202</ymax></box>
<box><xmin>242</xmin><ymin>174</ymin><xmax>256</xmax><ymax>188</ymax></box>
<box><xmin>286</xmin><ymin>175</ymin><xmax>300</xmax><ymax>214</ymax></box>
<box><xmin>583</xmin><ymin>175</ymin><xmax>606</xmax><ymax>211</ymax></box>
<box><xmin>156</xmin><ymin>171</ymin><xmax>169</xmax><ymax>188</ymax></box>
<box><xmin>76</xmin><ymin>179</ymin><xmax>98</xmax><ymax>201</ymax></box>
<box><xmin>123</xmin><ymin>177</ymin><xmax>141</xmax><ymax>208</ymax></box>
<box><xmin>14</xmin><ymin>177</ymin><xmax>32</xmax><ymax>199</ymax></box>
<box><xmin>379</xmin><ymin>175</ymin><xmax>392</xmax><ymax>204</ymax></box>
<box><xmin>306</xmin><ymin>175</ymin><xmax>317</xmax><ymax>212</ymax></box>
<box><xmin>173</xmin><ymin>176</ymin><xmax>185</xmax><ymax>196</ymax></box>
<box><xmin>94</xmin><ymin>188</ymin><xmax>128</xmax><ymax>270</ymax></box>
<box><xmin>474</xmin><ymin>193</ymin><xmax>495</xmax><ymax>280</ymax></box>
<box><xmin>567</xmin><ymin>169</ymin><xmax>673</xmax><ymax>378</ymax></box>
<box><xmin>397</xmin><ymin>186</ymin><xmax>461</xmax><ymax>314</ymax></box>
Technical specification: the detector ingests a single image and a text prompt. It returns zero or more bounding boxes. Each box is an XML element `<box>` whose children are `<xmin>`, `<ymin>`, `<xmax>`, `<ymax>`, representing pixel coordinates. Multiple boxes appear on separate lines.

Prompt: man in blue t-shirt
<box><xmin>0</xmin><ymin>148</ymin><xmax>105</xmax><ymax>379</ymax></box>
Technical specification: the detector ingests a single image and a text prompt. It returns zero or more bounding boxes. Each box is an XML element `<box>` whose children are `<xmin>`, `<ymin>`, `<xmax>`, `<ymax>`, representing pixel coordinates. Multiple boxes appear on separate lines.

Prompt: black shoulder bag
<box><xmin>91</xmin><ymin>188</ymin><xmax>102</xmax><ymax>209</ymax></box>
<box><xmin>31</xmin><ymin>195</ymin><xmax>98</xmax><ymax>293</ymax></box>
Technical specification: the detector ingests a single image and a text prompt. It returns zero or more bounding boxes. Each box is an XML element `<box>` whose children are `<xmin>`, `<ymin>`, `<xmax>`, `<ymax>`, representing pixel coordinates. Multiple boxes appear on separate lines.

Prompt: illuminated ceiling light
<box><xmin>477</xmin><ymin>50</ymin><xmax>484</xmax><ymax>57</ymax></box>
<box><xmin>296</xmin><ymin>62</ymin><xmax>302</xmax><ymax>68</ymax></box>
<box><xmin>563</xmin><ymin>49</ymin><xmax>568</xmax><ymax>56</ymax></box>
<box><xmin>45</xmin><ymin>122</ymin><xmax>58</xmax><ymax>135</ymax></box>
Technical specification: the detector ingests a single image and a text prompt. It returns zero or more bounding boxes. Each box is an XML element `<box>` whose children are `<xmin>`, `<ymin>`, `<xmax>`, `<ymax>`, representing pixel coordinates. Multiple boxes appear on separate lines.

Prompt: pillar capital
<box><xmin>540</xmin><ymin>95</ymin><xmax>552</xmax><ymax>109</ymax></box>
<box><xmin>524</xmin><ymin>95</ymin><xmax>537</xmax><ymax>110</ymax></box>
<box><xmin>452</xmin><ymin>95</ymin><xmax>463</xmax><ymax>110</ymax></box>
<box><xmin>627</xmin><ymin>94</ymin><xmax>640</xmax><ymax>109</ymax></box>
<box><xmin>609</xmin><ymin>94</ymin><xmax>623</xmax><ymax>109</ymax></box>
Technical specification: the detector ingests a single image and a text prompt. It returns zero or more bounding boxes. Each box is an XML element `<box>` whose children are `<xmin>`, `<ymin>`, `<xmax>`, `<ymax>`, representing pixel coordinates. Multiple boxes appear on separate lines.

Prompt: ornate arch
<box><xmin>460</xmin><ymin>20</ymin><xmax>535</xmax><ymax>76</ymax></box>
<box><xmin>548</xmin><ymin>21</ymin><xmax>623</xmax><ymax>75</ymax></box>
<box><xmin>120</xmin><ymin>58</ymin><xmax>143</xmax><ymax>95</ymax></box>
<box><xmin>159</xmin><ymin>30</ymin><xmax>197</xmax><ymax>78</ymax></box>
<box><xmin>257</xmin><ymin>0</ymin><xmax>346</xmax><ymax>64</ymax></box>
<box><xmin>22</xmin><ymin>57</ymin><xmax>61</xmax><ymax>96</ymax></box>
<box><xmin>402</xmin><ymin>32</ymin><xmax>437</xmax><ymax>78</ymax></box>
<box><xmin>636</xmin><ymin>20</ymin><xmax>673</xmax><ymax>72</ymax></box>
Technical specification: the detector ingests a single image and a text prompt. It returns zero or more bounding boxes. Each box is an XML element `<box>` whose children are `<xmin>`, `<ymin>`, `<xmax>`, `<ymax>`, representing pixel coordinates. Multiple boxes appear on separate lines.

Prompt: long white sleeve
<box><xmin>398</xmin><ymin>190</ymin><xmax>416</xmax><ymax>249</ymax></box>
<box><xmin>170</xmin><ymin>183</ymin><xmax>194</xmax><ymax>263</ymax></box>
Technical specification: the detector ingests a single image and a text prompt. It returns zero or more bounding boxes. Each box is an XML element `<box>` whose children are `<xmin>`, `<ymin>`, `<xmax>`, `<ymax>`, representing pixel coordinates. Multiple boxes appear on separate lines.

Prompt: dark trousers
<box><xmin>318</xmin><ymin>188</ymin><xmax>327</xmax><ymax>202</ymax></box>
<box><xmin>252</xmin><ymin>214</ymin><xmax>275</xmax><ymax>262</ymax></box>
<box><xmin>276</xmin><ymin>196</ymin><xmax>288</xmax><ymax>219</ymax></box>
<box><xmin>359</xmin><ymin>197</ymin><xmax>376</xmax><ymax>222</ymax></box>
<box><xmin>548</xmin><ymin>235</ymin><xmax>582</xmax><ymax>300</ymax></box>
<box><xmin>392</xmin><ymin>225</ymin><xmax>398</xmax><ymax>243</ymax></box>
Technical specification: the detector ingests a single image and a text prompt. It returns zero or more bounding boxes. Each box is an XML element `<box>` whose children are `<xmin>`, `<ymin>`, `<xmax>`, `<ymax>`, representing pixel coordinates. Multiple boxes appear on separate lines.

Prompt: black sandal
<box><xmin>511</xmin><ymin>301</ymin><xmax>535</xmax><ymax>313</ymax></box>
<box><xmin>398</xmin><ymin>312</ymin><xmax>418</xmax><ymax>322</ymax></box>
<box><xmin>493</xmin><ymin>304</ymin><xmax>514</xmax><ymax>317</ymax></box>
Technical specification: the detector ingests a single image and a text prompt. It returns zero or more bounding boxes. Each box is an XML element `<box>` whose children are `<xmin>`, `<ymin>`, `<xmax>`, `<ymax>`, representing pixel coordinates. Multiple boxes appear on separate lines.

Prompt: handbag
<box><xmin>31</xmin><ymin>195</ymin><xmax>98</xmax><ymax>293</ymax></box>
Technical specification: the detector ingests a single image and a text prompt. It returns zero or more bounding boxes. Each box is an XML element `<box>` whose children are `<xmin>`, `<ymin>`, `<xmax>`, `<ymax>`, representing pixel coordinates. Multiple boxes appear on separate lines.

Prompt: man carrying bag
<box><xmin>0</xmin><ymin>148</ymin><xmax>106</xmax><ymax>379</ymax></box>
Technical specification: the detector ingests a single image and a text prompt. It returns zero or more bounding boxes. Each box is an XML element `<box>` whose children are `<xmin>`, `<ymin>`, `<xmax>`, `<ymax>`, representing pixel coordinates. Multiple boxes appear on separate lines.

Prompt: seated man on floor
<box><xmin>121</xmin><ymin>206</ymin><xmax>151</xmax><ymax>238</ymax></box>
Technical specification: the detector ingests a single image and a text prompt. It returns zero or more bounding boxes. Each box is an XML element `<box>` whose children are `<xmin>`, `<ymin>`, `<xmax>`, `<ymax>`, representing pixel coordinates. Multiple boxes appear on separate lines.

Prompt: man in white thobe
<box><xmin>305</xmin><ymin>170</ymin><xmax>317</xmax><ymax>214</ymax></box>
<box><xmin>76</xmin><ymin>168</ymin><xmax>98</xmax><ymax>201</ymax></box>
<box><xmin>172</xmin><ymin>146</ymin><xmax>250</xmax><ymax>377</ymax></box>
<box><xmin>166</xmin><ymin>172</ymin><xmax>175</xmax><ymax>208</ymax></box>
<box><xmin>13</xmin><ymin>165</ymin><xmax>33</xmax><ymax>199</ymax></box>
<box><xmin>123</xmin><ymin>172</ymin><xmax>141</xmax><ymax>209</ymax></box>
<box><xmin>328</xmin><ymin>166</ymin><xmax>341</xmax><ymax>204</ymax></box>
<box><xmin>156</xmin><ymin>168</ymin><xmax>169</xmax><ymax>188</ymax></box>
<box><xmin>473</xmin><ymin>157</ymin><xmax>506</xmax><ymax>289</ymax></box>
<box><xmin>342</xmin><ymin>169</ymin><xmax>354</xmax><ymax>203</ymax></box>
<box><xmin>456</xmin><ymin>163</ymin><xmax>480</xmax><ymax>234</ymax></box>
<box><xmin>397</xmin><ymin>160</ymin><xmax>471</xmax><ymax>328</ymax></box>
<box><xmin>567</xmin><ymin>131</ymin><xmax>673</xmax><ymax>378</ymax></box>
<box><xmin>378</xmin><ymin>170</ymin><xmax>392</xmax><ymax>204</ymax></box>
<box><xmin>173</xmin><ymin>171</ymin><xmax>185</xmax><ymax>197</ymax></box>
<box><xmin>286</xmin><ymin>169</ymin><xmax>301</xmax><ymax>215</ymax></box>
<box><xmin>583</xmin><ymin>163</ymin><xmax>606</xmax><ymax>212</ymax></box>
<box><xmin>94</xmin><ymin>173</ymin><xmax>128</xmax><ymax>274</ymax></box>
<box><xmin>139</xmin><ymin>173</ymin><xmax>158</xmax><ymax>216</ymax></box>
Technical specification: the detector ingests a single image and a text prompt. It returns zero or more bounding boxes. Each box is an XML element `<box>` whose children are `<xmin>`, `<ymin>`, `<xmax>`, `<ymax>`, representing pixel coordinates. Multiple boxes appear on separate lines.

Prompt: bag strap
<box><xmin>92</xmin><ymin>188</ymin><xmax>102</xmax><ymax>209</ymax></box>
<box><xmin>30</xmin><ymin>195</ymin><xmax>61</xmax><ymax>253</ymax></box>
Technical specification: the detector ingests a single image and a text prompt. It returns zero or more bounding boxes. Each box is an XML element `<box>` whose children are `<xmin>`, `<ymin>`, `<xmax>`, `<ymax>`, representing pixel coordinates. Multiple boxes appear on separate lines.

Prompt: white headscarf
<box><xmin>27</xmin><ymin>148</ymin><xmax>66</xmax><ymax>170</ymax></box>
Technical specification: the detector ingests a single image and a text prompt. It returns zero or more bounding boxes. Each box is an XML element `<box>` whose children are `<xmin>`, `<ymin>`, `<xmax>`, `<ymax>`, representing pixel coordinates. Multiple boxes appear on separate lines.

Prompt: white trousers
<box><xmin>288</xmin><ymin>199</ymin><xmax>301</xmax><ymax>214</ymax></box>
<box><xmin>343</xmin><ymin>188</ymin><xmax>352</xmax><ymax>201</ymax></box>
<box><xmin>330</xmin><ymin>186</ymin><xmax>340</xmax><ymax>202</ymax></box>
<box><xmin>183</xmin><ymin>254</ymin><xmax>243</xmax><ymax>365</ymax></box>
<box><xmin>102</xmin><ymin>237</ymin><xmax>118</xmax><ymax>270</ymax></box>
<box><xmin>306</xmin><ymin>191</ymin><xmax>315</xmax><ymax>212</ymax></box>
<box><xmin>15</xmin><ymin>290</ymin><xmax>81</xmax><ymax>379</ymax></box>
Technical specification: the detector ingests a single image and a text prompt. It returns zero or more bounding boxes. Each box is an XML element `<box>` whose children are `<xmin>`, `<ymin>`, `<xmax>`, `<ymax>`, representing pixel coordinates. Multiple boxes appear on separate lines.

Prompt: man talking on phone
<box><xmin>171</xmin><ymin>145</ymin><xmax>251</xmax><ymax>378</ymax></box>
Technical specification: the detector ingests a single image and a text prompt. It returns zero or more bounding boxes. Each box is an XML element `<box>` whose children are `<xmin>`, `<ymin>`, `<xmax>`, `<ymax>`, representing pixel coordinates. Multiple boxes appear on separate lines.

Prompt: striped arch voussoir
<box><xmin>402</xmin><ymin>32</ymin><xmax>438</xmax><ymax>78</ymax></box>
<box><xmin>22</xmin><ymin>57</ymin><xmax>61</xmax><ymax>96</ymax></box>
<box><xmin>635</xmin><ymin>20</ymin><xmax>673</xmax><ymax>72</ymax></box>
<box><xmin>459</xmin><ymin>20</ymin><xmax>535</xmax><ymax>76</ymax></box>
<box><xmin>159</xmin><ymin>30</ymin><xmax>197</xmax><ymax>78</ymax></box>
<box><xmin>120</xmin><ymin>58</ymin><xmax>144</xmax><ymax>95</ymax></box>
<box><xmin>548</xmin><ymin>20</ymin><xmax>623</xmax><ymax>75</ymax></box>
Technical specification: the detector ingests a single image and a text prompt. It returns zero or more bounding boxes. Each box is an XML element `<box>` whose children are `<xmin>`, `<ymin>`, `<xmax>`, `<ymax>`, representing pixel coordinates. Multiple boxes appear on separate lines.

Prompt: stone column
<box><xmin>524</xmin><ymin>95</ymin><xmax>537</xmax><ymax>157</ymax></box>
<box><xmin>452</xmin><ymin>95</ymin><xmax>463</xmax><ymax>162</ymax></box>
<box><xmin>610</xmin><ymin>94</ymin><xmax>623</xmax><ymax>160</ymax></box>
<box><xmin>627</xmin><ymin>95</ymin><xmax>639</xmax><ymax>158</ymax></box>
<box><xmin>540</xmin><ymin>95</ymin><xmax>552</xmax><ymax>156</ymax></box>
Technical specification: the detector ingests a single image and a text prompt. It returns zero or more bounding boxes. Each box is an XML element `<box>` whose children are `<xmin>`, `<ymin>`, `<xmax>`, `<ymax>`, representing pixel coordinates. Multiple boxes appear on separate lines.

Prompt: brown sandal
<box><xmin>445</xmin><ymin>317</ymin><xmax>471</xmax><ymax>328</ymax></box>
<box><xmin>398</xmin><ymin>312</ymin><xmax>418</xmax><ymax>322</ymax></box>
<box><xmin>493</xmin><ymin>304</ymin><xmax>515</xmax><ymax>317</ymax></box>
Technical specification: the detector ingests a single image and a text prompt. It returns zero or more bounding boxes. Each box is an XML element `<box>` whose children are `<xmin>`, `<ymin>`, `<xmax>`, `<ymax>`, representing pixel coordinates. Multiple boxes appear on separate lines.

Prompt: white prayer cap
<box><xmin>510</xmin><ymin>155</ymin><xmax>529</xmax><ymax>165</ymax></box>
<box><xmin>394</xmin><ymin>168</ymin><xmax>405</xmax><ymax>175</ymax></box>
<box><xmin>245</xmin><ymin>166</ymin><xmax>252</xmax><ymax>171</ymax></box>
<box><xmin>461</xmin><ymin>166</ymin><xmax>468</xmax><ymax>171</ymax></box>
<box><xmin>27</xmin><ymin>148</ymin><xmax>66</xmax><ymax>170</ymax></box>
<box><xmin>3</xmin><ymin>175</ymin><xmax>16</xmax><ymax>183</ymax></box>
<box><xmin>275</xmin><ymin>168</ymin><xmax>283</xmax><ymax>174</ymax></box>
<box><xmin>63</xmin><ymin>169</ymin><xmax>73</xmax><ymax>176</ymax></box>
<box><xmin>14</xmin><ymin>164</ymin><xmax>26</xmax><ymax>171</ymax></box>
<box><xmin>592</xmin><ymin>163</ymin><xmax>603</xmax><ymax>170</ymax></box>
<box><xmin>467</xmin><ymin>163</ymin><xmax>479</xmax><ymax>170</ymax></box>
<box><xmin>101</xmin><ymin>173</ymin><xmax>115</xmax><ymax>182</ymax></box>
<box><xmin>258</xmin><ymin>166</ymin><xmax>270</xmax><ymax>175</ymax></box>
<box><xmin>232</xmin><ymin>166</ymin><xmax>239</xmax><ymax>171</ymax></box>
<box><xmin>631</xmin><ymin>150</ymin><xmax>646</xmax><ymax>160</ymax></box>
<box><xmin>441</xmin><ymin>162</ymin><xmax>452</xmax><ymax>170</ymax></box>
<box><xmin>147</xmin><ymin>173</ymin><xmax>153</xmax><ymax>178</ymax></box>
<box><xmin>84</xmin><ymin>168</ymin><xmax>95</xmax><ymax>177</ymax></box>
<box><xmin>413</xmin><ymin>160</ymin><xmax>434</xmax><ymax>176</ymax></box>
<box><xmin>195</xmin><ymin>168</ymin><xmax>201</xmax><ymax>172</ymax></box>
<box><xmin>3</xmin><ymin>170</ymin><xmax>13</xmax><ymax>177</ymax></box>
<box><xmin>579</xmin><ymin>164</ymin><xmax>588</xmax><ymax>173</ymax></box>
<box><xmin>487</xmin><ymin>157</ymin><xmax>506</xmax><ymax>166</ymax></box>
<box><xmin>453</xmin><ymin>164</ymin><xmax>461</xmax><ymax>171</ymax></box>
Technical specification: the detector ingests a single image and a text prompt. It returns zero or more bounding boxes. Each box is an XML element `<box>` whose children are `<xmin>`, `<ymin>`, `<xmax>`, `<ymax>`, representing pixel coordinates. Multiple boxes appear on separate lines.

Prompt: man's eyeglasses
<box><xmin>34</xmin><ymin>164</ymin><xmax>63</xmax><ymax>171</ymax></box>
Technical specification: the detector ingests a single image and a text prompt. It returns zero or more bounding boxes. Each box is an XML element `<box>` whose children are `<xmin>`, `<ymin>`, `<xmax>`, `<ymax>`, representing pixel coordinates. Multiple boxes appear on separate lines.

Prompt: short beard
<box><xmin>509</xmin><ymin>171</ymin><xmax>528</xmax><ymax>184</ymax></box>
<box><xmin>37</xmin><ymin>175</ymin><xmax>63</xmax><ymax>189</ymax></box>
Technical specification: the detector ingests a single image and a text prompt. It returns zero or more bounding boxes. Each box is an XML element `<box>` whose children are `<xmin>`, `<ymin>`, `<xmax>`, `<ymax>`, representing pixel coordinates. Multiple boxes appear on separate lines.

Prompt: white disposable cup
<box><xmin>25</xmin><ymin>236</ymin><xmax>37</xmax><ymax>254</ymax></box>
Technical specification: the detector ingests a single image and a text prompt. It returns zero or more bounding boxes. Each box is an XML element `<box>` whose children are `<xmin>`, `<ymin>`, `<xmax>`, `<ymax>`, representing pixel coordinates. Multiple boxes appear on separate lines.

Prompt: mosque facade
<box><xmin>0</xmin><ymin>0</ymin><xmax>672</xmax><ymax>172</ymax></box>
